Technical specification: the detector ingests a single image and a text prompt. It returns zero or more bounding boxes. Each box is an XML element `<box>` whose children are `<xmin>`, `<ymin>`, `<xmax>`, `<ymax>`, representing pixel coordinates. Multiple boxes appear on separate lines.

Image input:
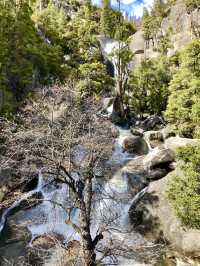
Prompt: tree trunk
<box><xmin>111</xmin><ymin>79</ymin><xmax>126</xmax><ymax>124</ymax></box>
<box><xmin>79</xmin><ymin>176</ymin><xmax>96</xmax><ymax>266</ymax></box>
<box><xmin>80</xmin><ymin>207</ymin><xmax>96</xmax><ymax>266</ymax></box>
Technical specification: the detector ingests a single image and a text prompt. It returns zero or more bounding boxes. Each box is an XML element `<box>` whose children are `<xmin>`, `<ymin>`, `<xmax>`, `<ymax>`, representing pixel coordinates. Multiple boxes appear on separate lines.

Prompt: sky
<box><xmin>92</xmin><ymin>0</ymin><xmax>154</xmax><ymax>18</ymax></box>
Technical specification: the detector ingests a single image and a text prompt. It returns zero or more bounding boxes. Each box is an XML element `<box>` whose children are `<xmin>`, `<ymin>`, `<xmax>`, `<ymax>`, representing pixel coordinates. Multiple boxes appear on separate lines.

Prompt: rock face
<box><xmin>123</xmin><ymin>136</ymin><xmax>149</xmax><ymax>155</ymax></box>
<box><xmin>143</xmin><ymin>146</ymin><xmax>175</xmax><ymax>170</ymax></box>
<box><xmin>144</xmin><ymin>130</ymin><xmax>164</xmax><ymax>148</ymax></box>
<box><xmin>129</xmin><ymin>171</ymin><xmax>200</xmax><ymax>256</ymax></box>
<box><xmin>160</xmin><ymin>0</ymin><xmax>200</xmax><ymax>56</ymax></box>
<box><xmin>0</xmin><ymin>213</ymin><xmax>32</xmax><ymax>262</ymax></box>
<box><xmin>122</xmin><ymin>147</ymin><xmax>173</xmax><ymax>182</ymax></box>
<box><xmin>161</xmin><ymin>126</ymin><xmax>176</xmax><ymax>140</ymax></box>
<box><xmin>140</xmin><ymin>115</ymin><xmax>165</xmax><ymax>131</ymax></box>
<box><xmin>164</xmin><ymin>136</ymin><xmax>200</xmax><ymax>154</ymax></box>
<box><xmin>44</xmin><ymin>240</ymin><xmax>82</xmax><ymax>266</ymax></box>
<box><xmin>111</xmin><ymin>126</ymin><xmax>120</xmax><ymax>138</ymax></box>
<box><xmin>130</xmin><ymin>2</ymin><xmax>200</xmax><ymax>67</ymax></box>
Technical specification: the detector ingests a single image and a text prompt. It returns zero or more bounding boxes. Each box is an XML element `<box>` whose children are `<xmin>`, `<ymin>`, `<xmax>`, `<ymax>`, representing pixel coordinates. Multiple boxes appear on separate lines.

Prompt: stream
<box><xmin>0</xmin><ymin>123</ymin><xmax>160</xmax><ymax>265</ymax></box>
<box><xmin>0</xmin><ymin>39</ymin><xmax>195</xmax><ymax>266</ymax></box>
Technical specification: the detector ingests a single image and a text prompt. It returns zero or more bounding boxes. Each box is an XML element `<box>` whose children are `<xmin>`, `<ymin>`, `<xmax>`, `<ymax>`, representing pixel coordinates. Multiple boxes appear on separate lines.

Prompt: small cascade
<box><xmin>28</xmin><ymin>180</ymin><xmax>80</xmax><ymax>242</ymax></box>
<box><xmin>0</xmin><ymin>173</ymin><xmax>43</xmax><ymax>233</ymax></box>
<box><xmin>0</xmin><ymin>123</ymin><xmax>164</xmax><ymax>265</ymax></box>
<box><xmin>110</xmin><ymin>126</ymin><xmax>135</xmax><ymax>165</ymax></box>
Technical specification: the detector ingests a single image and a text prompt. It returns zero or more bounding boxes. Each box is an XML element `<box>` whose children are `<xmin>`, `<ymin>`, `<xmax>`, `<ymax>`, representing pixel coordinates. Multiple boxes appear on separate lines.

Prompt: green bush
<box><xmin>77</xmin><ymin>62</ymin><xmax>114</xmax><ymax>96</ymax></box>
<box><xmin>129</xmin><ymin>56</ymin><xmax>171</xmax><ymax>115</ymax></box>
<box><xmin>141</xmin><ymin>0</ymin><xmax>168</xmax><ymax>41</ymax></box>
<box><xmin>100</xmin><ymin>0</ymin><xmax>136</xmax><ymax>40</ymax></box>
<box><xmin>0</xmin><ymin>0</ymin><xmax>70</xmax><ymax>115</ymax></box>
<box><xmin>165</xmin><ymin>39</ymin><xmax>200</xmax><ymax>137</ymax></box>
<box><xmin>167</xmin><ymin>145</ymin><xmax>200</xmax><ymax>229</ymax></box>
<box><xmin>185</xmin><ymin>0</ymin><xmax>200</xmax><ymax>13</ymax></box>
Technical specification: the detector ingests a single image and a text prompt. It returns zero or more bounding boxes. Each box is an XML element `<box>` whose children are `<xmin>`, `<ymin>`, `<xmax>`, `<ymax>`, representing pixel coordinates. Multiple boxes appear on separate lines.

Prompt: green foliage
<box><xmin>77</xmin><ymin>62</ymin><xmax>114</xmax><ymax>96</ymax></box>
<box><xmin>111</xmin><ymin>46</ymin><xmax>134</xmax><ymax>76</ymax></box>
<box><xmin>141</xmin><ymin>0</ymin><xmax>167</xmax><ymax>40</ymax></box>
<box><xmin>181</xmin><ymin>39</ymin><xmax>200</xmax><ymax>76</ymax></box>
<box><xmin>158</xmin><ymin>35</ymin><xmax>172</xmax><ymax>54</ymax></box>
<box><xmin>129</xmin><ymin>57</ymin><xmax>171</xmax><ymax>115</ymax></box>
<box><xmin>185</xmin><ymin>0</ymin><xmax>200</xmax><ymax>13</ymax></box>
<box><xmin>100</xmin><ymin>0</ymin><xmax>112</xmax><ymax>36</ymax></box>
<box><xmin>167</xmin><ymin>145</ymin><xmax>200</xmax><ymax>229</ymax></box>
<box><xmin>114</xmin><ymin>21</ymin><xmax>136</xmax><ymax>41</ymax></box>
<box><xmin>100</xmin><ymin>1</ymin><xmax>136</xmax><ymax>40</ymax></box>
<box><xmin>0</xmin><ymin>0</ymin><xmax>115</xmax><ymax>114</ymax></box>
<box><xmin>0</xmin><ymin>0</ymin><xmax>69</xmax><ymax>115</ymax></box>
<box><xmin>33</xmin><ymin>2</ymin><xmax>68</xmax><ymax>45</ymax></box>
<box><xmin>165</xmin><ymin>39</ymin><xmax>200</xmax><ymax>137</ymax></box>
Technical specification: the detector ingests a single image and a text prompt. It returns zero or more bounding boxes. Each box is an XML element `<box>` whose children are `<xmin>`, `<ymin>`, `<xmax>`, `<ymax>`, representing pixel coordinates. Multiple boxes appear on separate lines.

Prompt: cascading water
<box><xmin>0</xmin><ymin>38</ymin><xmax>187</xmax><ymax>266</ymax></box>
<box><xmin>0</xmin><ymin>121</ymin><xmax>158</xmax><ymax>265</ymax></box>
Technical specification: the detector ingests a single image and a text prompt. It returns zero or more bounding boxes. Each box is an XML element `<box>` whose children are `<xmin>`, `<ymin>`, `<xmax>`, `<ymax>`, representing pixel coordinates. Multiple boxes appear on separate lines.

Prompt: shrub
<box><xmin>129</xmin><ymin>57</ymin><xmax>171</xmax><ymax>115</ymax></box>
<box><xmin>77</xmin><ymin>62</ymin><xmax>114</xmax><ymax>96</ymax></box>
<box><xmin>165</xmin><ymin>39</ymin><xmax>200</xmax><ymax>137</ymax></box>
<box><xmin>167</xmin><ymin>145</ymin><xmax>200</xmax><ymax>229</ymax></box>
<box><xmin>185</xmin><ymin>0</ymin><xmax>200</xmax><ymax>13</ymax></box>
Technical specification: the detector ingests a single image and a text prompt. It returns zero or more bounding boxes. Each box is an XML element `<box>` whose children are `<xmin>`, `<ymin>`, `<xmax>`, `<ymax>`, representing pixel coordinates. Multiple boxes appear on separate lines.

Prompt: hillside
<box><xmin>130</xmin><ymin>0</ymin><xmax>200</xmax><ymax>66</ymax></box>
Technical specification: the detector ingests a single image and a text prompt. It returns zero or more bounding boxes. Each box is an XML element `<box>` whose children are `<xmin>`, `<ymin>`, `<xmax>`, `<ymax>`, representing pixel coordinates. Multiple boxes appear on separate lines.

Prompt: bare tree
<box><xmin>0</xmin><ymin>82</ymin><xmax>114</xmax><ymax>266</ymax></box>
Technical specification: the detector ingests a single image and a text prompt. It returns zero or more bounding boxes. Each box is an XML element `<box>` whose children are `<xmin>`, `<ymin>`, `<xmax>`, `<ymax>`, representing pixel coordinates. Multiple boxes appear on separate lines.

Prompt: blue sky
<box><xmin>92</xmin><ymin>0</ymin><xmax>154</xmax><ymax>18</ymax></box>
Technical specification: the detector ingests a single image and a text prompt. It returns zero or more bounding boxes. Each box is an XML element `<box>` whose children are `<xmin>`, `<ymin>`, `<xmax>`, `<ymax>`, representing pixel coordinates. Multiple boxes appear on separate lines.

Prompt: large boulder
<box><xmin>147</xmin><ymin>168</ymin><xmax>168</xmax><ymax>180</ymax></box>
<box><xmin>164</xmin><ymin>137</ymin><xmax>200</xmax><ymax>155</ymax></box>
<box><xmin>121</xmin><ymin>157</ymin><xmax>147</xmax><ymax>196</ymax></box>
<box><xmin>140</xmin><ymin>115</ymin><xmax>165</xmax><ymax>131</ymax></box>
<box><xmin>123</xmin><ymin>154</ymin><xmax>169</xmax><ymax>182</ymax></box>
<box><xmin>122</xmin><ymin>156</ymin><xmax>147</xmax><ymax>178</ymax></box>
<box><xmin>143</xmin><ymin>146</ymin><xmax>175</xmax><ymax>170</ymax></box>
<box><xmin>123</xmin><ymin>136</ymin><xmax>148</xmax><ymax>155</ymax></box>
<box><xmin>0</xmin><ymin>213</ymin><xmax>32</xmax><ymax>263</ymax></box>
<box><xmin>27</xmin><ymin>234</ymin><xmax>65</xmax><ymax>266</ymax></box>
<box><xmin>130</xmin><ymin>128</ymin><xmax>144</xmax><ymax>137</ymax></box>
<box><xmin>31</xmin><ymin>234</ymin><xmax>64</xmax><ymax>250</ymax></box>
<box><xmin>44</xmin><ymin>240</ymin><xmax>82</xmax><ymax>266</ymax></box>
<box><xmin>129</xmin><ymin>171</ymin><xmax>200</xmax><ymax>256</ymax></box>
<box><xmin>144</xmin><ymin>131</ymin><xmax>164</xmax><ymax>148</ymax></box>
<box><xmin>161</xmin><ymin>126</ymin><xmax>176</xmax><ymax>140</ymax></box>
<box><xmin>111</xmin><ymin>126</ymin><xmax>120</xmax><ymax>138</ymax></box>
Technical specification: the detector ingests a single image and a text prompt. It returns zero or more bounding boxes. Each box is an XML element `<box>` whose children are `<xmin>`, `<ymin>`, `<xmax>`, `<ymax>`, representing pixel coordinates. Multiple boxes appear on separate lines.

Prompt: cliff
<box><xmin>130</xmin><ymin>0</ymin><xmax>200</xmax><ymax>67</ymax></box>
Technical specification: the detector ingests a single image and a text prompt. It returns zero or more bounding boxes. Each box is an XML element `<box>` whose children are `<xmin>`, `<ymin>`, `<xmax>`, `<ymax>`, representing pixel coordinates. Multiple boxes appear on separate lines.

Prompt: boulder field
<box><xmin>122</xmin><ymin>124</ymin><xmax>200</xmax><ymax>257</ymax></box>
<box><xmin>129</xmin><ymin>170</ymin><xmax>200</xmax><ymax>257</ymax></box>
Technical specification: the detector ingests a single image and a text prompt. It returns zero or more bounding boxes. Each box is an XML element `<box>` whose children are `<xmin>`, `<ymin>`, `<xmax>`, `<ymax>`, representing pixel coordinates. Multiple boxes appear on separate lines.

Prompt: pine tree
<box><xmin>100</xmin><ymin>0</ymin><xmax>112</xmax><ymax>37</ymax></box>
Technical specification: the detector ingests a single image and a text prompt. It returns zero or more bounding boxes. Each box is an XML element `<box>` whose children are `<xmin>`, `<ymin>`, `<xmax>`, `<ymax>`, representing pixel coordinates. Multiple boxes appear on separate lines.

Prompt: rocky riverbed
<box><xmin>0</xmin><ymin>96</ymin><xmax>200</xmax><ymax>266</ymax></box>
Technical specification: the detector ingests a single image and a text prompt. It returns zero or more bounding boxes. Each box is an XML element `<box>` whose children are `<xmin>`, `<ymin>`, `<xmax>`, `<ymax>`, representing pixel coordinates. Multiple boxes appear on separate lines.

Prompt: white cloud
<box><xmin>131</xmin><ymin>4</ymin><xmax>144</xmax><ymax>17</ymax></box>
<box><xmin>92</xmin><ymin>0</ymin><xmax>154</xmax><ymax>18</ymax></box>
<box><xmin>120</xmin><ymin>0</ymin><xmax>137</xmax><ymax>4</ymax></box>
<box><xmin>143</xmin><ymin>0</ymin><xmax>154</xmax><ymax>8</ymax></box>
<box><xmin>129</xmin><ymin>0</ymin><xmax>154</xmax><ymax>17</ymax></box>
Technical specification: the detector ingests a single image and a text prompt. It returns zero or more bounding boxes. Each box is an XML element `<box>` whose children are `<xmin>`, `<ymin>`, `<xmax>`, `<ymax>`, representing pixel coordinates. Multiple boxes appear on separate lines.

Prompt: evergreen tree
<box><xmin>100</xmin><ymin>0</ymin><xmax>112</xmax><ymax>36</ymax></box>
<box><xmin>0</xmin><ymin>0</ymin><xmax>69</xmax><ymax>115</ymax></box>
<box><xmin>165</xmin><ymin>39</ymin><xmax>200</xmax><ymax>137</ymax></box>
<box><xmin>129</xmin><ymin>56</ymin><xmax>171</xmax><ymax>115</ymax></box>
